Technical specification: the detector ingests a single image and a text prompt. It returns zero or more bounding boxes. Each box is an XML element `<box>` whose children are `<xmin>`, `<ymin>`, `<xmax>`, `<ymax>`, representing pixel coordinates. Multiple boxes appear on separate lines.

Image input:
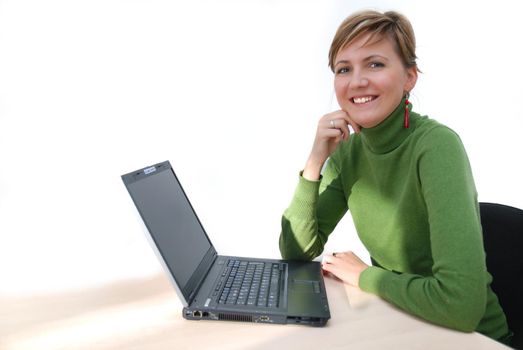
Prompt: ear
<box><xmin>404</xmin><ymin>66</ymin><xmax>418</xmax><ymax>92</ymax></box>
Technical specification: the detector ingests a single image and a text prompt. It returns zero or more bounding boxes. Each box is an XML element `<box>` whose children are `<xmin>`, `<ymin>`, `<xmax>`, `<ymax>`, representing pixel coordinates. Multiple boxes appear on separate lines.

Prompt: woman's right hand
<box><xmin>302</xmin><ymin>110</ymin><xmax>360</xmax><ymax>180</ymax></box>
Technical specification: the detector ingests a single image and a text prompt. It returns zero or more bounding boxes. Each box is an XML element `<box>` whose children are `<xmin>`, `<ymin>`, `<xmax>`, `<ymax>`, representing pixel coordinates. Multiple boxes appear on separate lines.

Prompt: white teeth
<box><xmin>353</xmin><ymin>96</ymin><xmax>374</xmax><ymax>104</ymax></box>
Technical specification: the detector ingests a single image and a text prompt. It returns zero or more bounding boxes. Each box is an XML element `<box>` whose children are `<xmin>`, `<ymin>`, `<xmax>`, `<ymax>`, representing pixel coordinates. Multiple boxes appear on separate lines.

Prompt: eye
<box><xmin>336</xmin><ymin>67</ymin><xmax>350</xmax><ymax>75</ymax></box>
<box><xmin>369</xmin><ymin>62</ymin><xmax>385</xmax><ymax>69</ymax></box>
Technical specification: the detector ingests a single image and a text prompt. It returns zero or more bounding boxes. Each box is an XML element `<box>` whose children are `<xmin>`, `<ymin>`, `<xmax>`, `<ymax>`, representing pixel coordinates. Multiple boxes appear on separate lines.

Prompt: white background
<box><xmin>1</xmin><ymin>0</ymin><xmax>522</xmax><ymax>297</ymax></box>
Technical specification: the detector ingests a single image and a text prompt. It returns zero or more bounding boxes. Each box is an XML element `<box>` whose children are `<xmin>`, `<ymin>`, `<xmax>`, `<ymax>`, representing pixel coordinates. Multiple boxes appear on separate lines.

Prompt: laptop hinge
<box><xmin>188</xmin><ymin>250</ymin><xmax>218</xmax><ymax>303</ymax></box>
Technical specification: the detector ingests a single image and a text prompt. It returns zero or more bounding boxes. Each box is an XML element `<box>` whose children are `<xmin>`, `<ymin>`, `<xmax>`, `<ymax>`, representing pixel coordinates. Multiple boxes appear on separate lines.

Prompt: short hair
<box><xmin>328</xmin><ymin>10</ymin><xmax>419</xmax><ymax>72</ymax></box>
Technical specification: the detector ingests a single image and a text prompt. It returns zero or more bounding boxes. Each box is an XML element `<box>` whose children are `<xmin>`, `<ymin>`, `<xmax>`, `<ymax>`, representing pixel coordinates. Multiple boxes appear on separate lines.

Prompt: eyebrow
<box><xmin>334</xmin><ymin>54</ymin><xmax>389</xmax><ymax>68</ymax></box>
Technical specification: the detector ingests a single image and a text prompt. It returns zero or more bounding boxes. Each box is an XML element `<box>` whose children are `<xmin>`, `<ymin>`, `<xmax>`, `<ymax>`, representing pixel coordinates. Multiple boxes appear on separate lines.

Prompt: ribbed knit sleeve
<box><xmin>359</xmin><ymin>126</ymin><xmax>488</xmax><ymax>332</ymax></box>
<box><xmin>279</xmin><ymin>155</ymin><xmax>349</xmax><ymax>260</ymax></box>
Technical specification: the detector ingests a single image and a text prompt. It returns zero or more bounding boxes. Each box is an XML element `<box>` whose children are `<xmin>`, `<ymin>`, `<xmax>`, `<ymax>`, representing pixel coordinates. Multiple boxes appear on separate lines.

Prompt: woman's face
<box><xmin>333</xmin><ymin>33</ymin><xmax>417</xmax><ymax>129</ymax></box>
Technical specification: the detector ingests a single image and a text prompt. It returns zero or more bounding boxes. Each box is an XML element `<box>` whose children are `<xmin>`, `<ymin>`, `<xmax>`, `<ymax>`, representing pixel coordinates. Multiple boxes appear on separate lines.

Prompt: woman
<box><xmin>279</xmin><ymin>10</ymin><xmax>512</xmax><ymax>344</ymax></box>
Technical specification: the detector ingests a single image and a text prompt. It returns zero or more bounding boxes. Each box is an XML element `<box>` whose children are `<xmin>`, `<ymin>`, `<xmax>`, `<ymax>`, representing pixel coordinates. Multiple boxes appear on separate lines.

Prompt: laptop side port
<box><xmin>258</xmin><ymin>316</ymin><xmax>270</xmax><ymax>322</ymax></box>
<box><xmin>192</xmin><ymin>310</ymin><xmax>202</xmax><ymax>318</ymax></box>
<box><xmin>287</xmin><ymin>316</ymin><xmax>322</xmax><ymax>325</ymax></box>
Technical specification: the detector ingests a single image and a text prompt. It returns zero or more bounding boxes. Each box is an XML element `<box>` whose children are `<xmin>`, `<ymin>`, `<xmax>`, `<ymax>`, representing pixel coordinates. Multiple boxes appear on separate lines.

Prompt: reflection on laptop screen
<box><xmin>127</xmin><ymin>168</ymin><xmax>211</xmax><ymax>288</ymax></box>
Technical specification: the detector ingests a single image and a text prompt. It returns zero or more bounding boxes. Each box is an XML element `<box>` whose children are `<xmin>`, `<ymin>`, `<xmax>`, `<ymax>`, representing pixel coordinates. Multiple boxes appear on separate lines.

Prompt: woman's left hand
<box><xmin>321</xmin><ymin>251</ymin><xmax>369</xmax><ymax>288</ymax></box>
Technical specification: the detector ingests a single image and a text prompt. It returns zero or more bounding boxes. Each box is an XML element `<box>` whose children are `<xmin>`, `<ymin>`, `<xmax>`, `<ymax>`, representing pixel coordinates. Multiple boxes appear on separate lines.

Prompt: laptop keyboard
<box><xmin>214</xmin><ymin>259</ymin><xmax>282</xmax><ymax>308</ymax></box>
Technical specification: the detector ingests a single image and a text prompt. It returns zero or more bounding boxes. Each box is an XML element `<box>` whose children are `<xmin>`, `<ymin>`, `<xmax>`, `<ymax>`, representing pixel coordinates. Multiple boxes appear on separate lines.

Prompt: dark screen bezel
<box><xmin>122</xmin><ymin>161</ymin><xmax>217</xmax><ymax>304</ymax></box>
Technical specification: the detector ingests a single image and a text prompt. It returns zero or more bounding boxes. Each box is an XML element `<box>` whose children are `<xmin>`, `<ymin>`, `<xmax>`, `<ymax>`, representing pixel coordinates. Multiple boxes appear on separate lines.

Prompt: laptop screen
<box><xmin>124</xmin><ymin>165</ymin><xmax>212</xmax><ymax>292</ymax></box>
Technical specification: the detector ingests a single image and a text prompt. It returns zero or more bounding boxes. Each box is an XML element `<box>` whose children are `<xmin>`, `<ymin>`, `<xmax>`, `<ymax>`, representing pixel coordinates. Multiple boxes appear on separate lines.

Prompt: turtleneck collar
<box><xmin>360</xmin><ymin>97</ymin><xmax>414</xmax><ymax>154</ymax></box>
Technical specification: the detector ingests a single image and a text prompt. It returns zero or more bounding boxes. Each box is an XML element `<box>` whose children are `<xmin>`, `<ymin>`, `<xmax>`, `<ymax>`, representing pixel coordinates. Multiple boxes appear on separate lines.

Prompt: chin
<box><xmin>350</xmin><ymin>111</ymin><xmax>388</xmax><ymax>128</ymax></box>
<box><xmin>348</xmin><ymin>114</ymin><xmax>376</xmax><ymax>128</ymax></box>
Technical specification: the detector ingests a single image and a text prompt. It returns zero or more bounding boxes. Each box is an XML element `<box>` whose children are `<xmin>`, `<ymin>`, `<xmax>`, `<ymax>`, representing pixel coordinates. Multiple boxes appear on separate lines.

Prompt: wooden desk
<box><xmin>0</xmin><ymin>274</ymin><xmax>510</xmax><ymax>350</ymax></box>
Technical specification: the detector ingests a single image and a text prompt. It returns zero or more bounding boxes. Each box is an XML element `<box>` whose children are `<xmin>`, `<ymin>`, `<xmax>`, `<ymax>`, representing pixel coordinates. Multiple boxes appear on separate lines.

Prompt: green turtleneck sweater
<box><xmin>279</xmin><ymin>100</ymin><xmax>511</xmax><ymax>343</ymax></box>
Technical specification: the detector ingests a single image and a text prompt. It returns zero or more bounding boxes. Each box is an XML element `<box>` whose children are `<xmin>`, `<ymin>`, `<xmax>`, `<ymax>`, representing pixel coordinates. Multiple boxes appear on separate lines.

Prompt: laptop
<box><xmin>121</xmin><ymin>160</ymin><xmax>330</xmax><ymax>326</ymax></box>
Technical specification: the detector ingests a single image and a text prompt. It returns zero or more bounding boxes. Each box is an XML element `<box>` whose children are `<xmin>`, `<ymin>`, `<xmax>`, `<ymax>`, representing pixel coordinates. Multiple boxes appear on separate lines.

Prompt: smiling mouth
<box><xmin>352</xmin><ymin>96</ymin><xmax>378</xmax><ymax>104</ymax></box>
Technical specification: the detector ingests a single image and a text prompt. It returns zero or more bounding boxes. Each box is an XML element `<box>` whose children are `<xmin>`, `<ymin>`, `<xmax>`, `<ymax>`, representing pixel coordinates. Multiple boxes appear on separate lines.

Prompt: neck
<box><xmin>360</xmin><ymin>97</ymin><xmax>414</xmax><ymax>154</ymax></box>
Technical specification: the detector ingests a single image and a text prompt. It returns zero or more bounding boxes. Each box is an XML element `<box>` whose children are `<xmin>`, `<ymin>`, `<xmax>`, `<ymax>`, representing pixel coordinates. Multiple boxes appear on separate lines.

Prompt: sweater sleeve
<box><xmin>359</xmin><ymin>127</ymin><xmax>488</xmax><ymax>332</ymax></box>
<box><xmin>279</xmin><ymin>155</ymin><xmax>349</xmax><ymax>260</ymax></box>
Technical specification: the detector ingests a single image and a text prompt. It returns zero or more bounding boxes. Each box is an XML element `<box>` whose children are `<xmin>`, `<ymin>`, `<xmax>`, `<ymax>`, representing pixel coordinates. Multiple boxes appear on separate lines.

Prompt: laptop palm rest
<box><xmin>286</xmin><ymin>262</ymin><xmax>329</xmax><ymax>322</ymax></box>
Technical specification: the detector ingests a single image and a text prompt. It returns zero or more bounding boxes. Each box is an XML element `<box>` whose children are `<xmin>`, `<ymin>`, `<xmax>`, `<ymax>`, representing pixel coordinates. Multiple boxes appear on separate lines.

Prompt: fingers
<box><xmin>321</xmin><ymin>256</ymin><xmax>345</xmax><ymax>281</ymax></box>
<box><xmin>321</xmin><ymin>254</ymin><xmax>342</xmax><ymax>269</ymax></box>
<box><xmin>329</xmin><ymin>251</ymin><xmax>350</xmax><ymax>259</ymax></box>
<box><xmin>324</xmin><ymin>111</ymin><xmax>360</xmax><ymax>139</ymax></box>
<box><xmin>321</xmin><ymin>252</ymin><xmax>365</xmax><ymax>287</ymax></box>
<box><xmin>326</xmin><ymin>119</ymin><xmax>350</xmax><ymax>141</ymax></box>
<box><xmin>307</xmin><ymin>110</ymin><xmax>359</xmax><ymax>170</ymax></box>
<box><xmin>324</xmin><ymin>112</ymin><xmax>349</xmax><ymax>139</ymax></box>
<box><xmin>321</xmin><ymin>261</ymin><xmax>338</xmax><ymax>274</ymax></box>
<box><xmin>321</xmin><ymin>251</ymin><xmax>355</xmax><ymax>268</ymax></box>
<box><xmin>349</xmin><ymin>119</ymin><xmax>361</xmax><ymax>134</ymax></box>
<box><xmin>339</xmin><ymin>111</ymin><xmax>361</xmax><ymax>133</ymax></box>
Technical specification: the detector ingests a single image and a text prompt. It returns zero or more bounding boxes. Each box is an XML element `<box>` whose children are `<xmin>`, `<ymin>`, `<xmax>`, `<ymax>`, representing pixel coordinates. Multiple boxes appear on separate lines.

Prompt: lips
<box><xmin>352</xmin><ymin>95</ymin><xmax>378</xmax><ymax>104</ymax></box>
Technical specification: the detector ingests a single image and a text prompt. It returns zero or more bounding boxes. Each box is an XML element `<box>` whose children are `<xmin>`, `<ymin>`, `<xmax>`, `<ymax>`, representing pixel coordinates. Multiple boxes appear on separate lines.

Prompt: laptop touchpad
<box><xmin>291</xmin><ymin>279</ymin><xmax>320</xmax><ymax>293</ymax></box>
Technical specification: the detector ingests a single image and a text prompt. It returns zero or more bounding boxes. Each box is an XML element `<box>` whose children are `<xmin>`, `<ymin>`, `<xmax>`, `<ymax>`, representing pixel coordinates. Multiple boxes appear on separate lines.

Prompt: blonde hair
<box><xmin>328</xmin><ymin>10</ymin><xmax>419</xmax><ymax>72</ymax></box>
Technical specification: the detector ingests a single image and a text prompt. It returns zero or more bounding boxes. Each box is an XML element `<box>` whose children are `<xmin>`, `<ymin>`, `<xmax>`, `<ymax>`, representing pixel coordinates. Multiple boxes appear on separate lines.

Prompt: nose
<box><xmin>349</xmin><ymin>69</ymin><xmax>369</xmax><ymax>89</ymax></box>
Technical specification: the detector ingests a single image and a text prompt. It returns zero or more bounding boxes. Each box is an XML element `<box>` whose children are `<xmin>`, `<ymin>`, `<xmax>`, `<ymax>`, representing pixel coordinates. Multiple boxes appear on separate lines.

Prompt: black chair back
<box><xmin>480</xmin><ymin>202</ymin><xmax>523</xmax><ymax>349</ymax></box>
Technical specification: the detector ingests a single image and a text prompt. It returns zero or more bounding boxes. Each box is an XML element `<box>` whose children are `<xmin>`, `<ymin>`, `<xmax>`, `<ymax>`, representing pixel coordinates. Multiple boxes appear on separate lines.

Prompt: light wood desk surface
<box><xmin>0</xmin><ymin>274</ymin><xmax>511</xmax><ymax>350</ymax></box>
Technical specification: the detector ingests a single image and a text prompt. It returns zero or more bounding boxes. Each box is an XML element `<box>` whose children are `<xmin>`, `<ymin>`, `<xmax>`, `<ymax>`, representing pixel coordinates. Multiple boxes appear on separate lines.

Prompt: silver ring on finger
<box><xmin>330</xmin><ymin>120</ymin><xmax>336</xmax><ymax>129</ymax></box>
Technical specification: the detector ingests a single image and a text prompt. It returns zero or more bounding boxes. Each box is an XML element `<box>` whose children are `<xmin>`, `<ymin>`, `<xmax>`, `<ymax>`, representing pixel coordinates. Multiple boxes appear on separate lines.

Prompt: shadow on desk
<box><xmin>0</xmin><ymin>274</ymin><xmax>512</xmax><ymax>350</ymax></box>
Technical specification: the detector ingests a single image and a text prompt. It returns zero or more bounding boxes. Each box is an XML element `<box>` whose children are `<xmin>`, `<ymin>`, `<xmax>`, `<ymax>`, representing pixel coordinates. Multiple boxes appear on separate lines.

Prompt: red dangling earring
<box><xmin>404</xmin><ymin>93</ymin><xmax>410</xmax><ymax>129</ymax></box>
